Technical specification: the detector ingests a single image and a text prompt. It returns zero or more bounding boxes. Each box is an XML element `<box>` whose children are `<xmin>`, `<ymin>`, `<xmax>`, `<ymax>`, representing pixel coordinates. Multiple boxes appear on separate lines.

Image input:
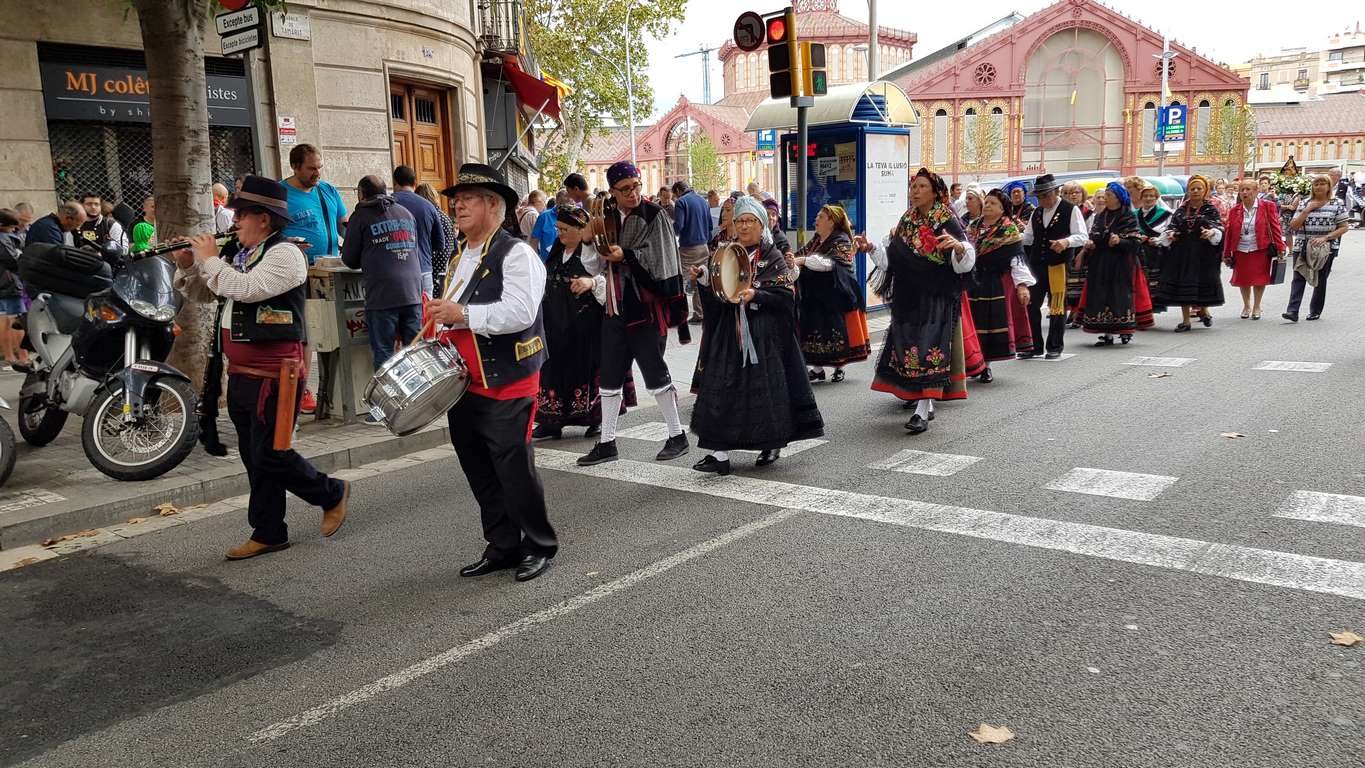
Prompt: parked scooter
<box><xmin>18</xmin><ymin>243</ymin><xmax>199</xmax><ymax>481</ymax></box>
<box><xmin>0</xmin><ymin>397</ymin><xmax>16</xmax><ymax>487</ymax></box>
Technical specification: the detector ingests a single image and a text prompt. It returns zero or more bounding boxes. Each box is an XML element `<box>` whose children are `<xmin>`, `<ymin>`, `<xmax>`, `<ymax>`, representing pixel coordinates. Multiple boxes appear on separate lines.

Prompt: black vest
<box><xmin>228</xmin><ymin>232</ymin><xmax>308</xmax><ymax>343</ymax></box>
<box><xmin>1029</xmin><ymin>199</ymin><xmax>1079</xmax><ymax>267</ymax></box>
<box><xmin>454</xmin><ymin>229</ymin><xmax>547</xmax><ymax>388</ymax></box>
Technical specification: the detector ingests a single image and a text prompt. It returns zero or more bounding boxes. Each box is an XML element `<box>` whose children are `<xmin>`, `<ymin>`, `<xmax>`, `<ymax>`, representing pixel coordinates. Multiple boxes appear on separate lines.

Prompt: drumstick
<box><xmin>407</xmin><ymin>277</ymin><xmax>466</xmax><ymax>347</ymax></box>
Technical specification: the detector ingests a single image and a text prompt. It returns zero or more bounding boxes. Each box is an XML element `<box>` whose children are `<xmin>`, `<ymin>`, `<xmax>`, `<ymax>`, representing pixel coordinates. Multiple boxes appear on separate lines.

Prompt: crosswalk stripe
<box><xmin>1253</xmin><ymin>361</ymin><xmax>1333</xmax><ymax>372</ymax></box>
<box><xmin>867</xmin><ymin>449</ymin><xmax>982</xmax><ymax>477</ymax></box>
<box><xmin>1125</xmin><ymin>356</ymin><xmax>1196</xmax><ymax>367</ymax></box>
<box><xmin>1044</xmin><ymin>467</ymin><xmax>1178</xmax><ymax>502</ymax></box>
<box><xmin>1010</xmin><ymin>353</ymin><xmax>1077</xmax><ymax>362</ymax></box>
<box><xmin>616</xmin><ymin>423</ymin><xmax>826</xmax><ymax>457</ymax></box>
<box><xmin>535</xmin><ymin>449</ymin><xmax>1365</xmax><ymax>601</ymax></box>
<box><xmin>1275</xmin><ymin>491</ymin><xmax>1365</xmax><ymax>530</ymax></box>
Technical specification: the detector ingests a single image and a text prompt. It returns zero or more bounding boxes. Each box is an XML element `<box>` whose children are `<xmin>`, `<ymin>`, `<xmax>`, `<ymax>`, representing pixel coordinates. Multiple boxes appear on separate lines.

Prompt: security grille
<box><xmin>47</xmin><ymin>121</ymin><xmax>255</xmax><ymax>208</ymax></box>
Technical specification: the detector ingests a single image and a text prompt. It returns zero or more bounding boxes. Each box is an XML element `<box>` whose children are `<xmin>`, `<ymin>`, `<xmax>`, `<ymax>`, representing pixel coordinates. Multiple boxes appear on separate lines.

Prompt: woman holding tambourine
<box><xmin>687</xmin><ymin>197</ymin><xmax>824</xmax><ymax>476</ymax></box>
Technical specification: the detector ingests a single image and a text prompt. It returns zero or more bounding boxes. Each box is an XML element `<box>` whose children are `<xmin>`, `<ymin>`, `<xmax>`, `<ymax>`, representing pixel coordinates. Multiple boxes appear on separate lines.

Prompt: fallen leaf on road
<box><xmin>968</xmin><ymin>724</ymin><xmax>1015</xmax><ymax>745</ymax></box>
<box><xmin>585</xmin><ymin>571</ymin><xmax>601</xmax><ymax>577</ymax></box>
<box><xmin>13</xmin><ymin>557</ymin><xmax>41</xmax><ymax>568</ymax></box>
<box><xmin>1220</xmin><ymin>432</ymin><xmax>1245</xmax><ymax>439</ymax></box>
<box><xmin>41</xmin><ymin>530</ymin><xmax>101</xmax><ymax>547</ymax></box>
<box><xmin>1148</xmin><ymin>372</ymin><xmax>1171</xmax><ymax>379</ymax></box>
<box><xmin>127</xmin><ymin>517</ymin><xmax>148</xmax><ymax>525</ymax></box>
<box><xmin>1330</xmin><ymin>630</ymin><xmax>1362</xmax><ymax>647</ymax></box>
<box><xmin>154</xmin><ymin>502</ymin><xmax>182</xmax><ymax>517</ymax></box>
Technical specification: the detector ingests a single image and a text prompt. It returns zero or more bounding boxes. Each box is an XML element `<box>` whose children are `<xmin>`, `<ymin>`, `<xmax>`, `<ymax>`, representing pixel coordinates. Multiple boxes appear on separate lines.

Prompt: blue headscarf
<box><xmin>1002</xmin><ymin>180</ymin><xmax>1028</xmax><ymax>197</ymax></box>
<box><xmin>1106</xmin><ymin>180</ymin><xmax>1131</xmax><ymax>208</ymax></box>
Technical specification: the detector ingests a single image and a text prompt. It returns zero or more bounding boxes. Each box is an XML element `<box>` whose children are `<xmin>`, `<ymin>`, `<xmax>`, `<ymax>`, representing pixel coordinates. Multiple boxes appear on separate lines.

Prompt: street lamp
<box><xmin>867</xmin><ymin>0</ymin><xmax>878</xmax><ymax>81</ymax></box>
<box><xmin>586</xmin><ymin>5</ymin><xmax>637</xmax><ymax>166</ymax></box>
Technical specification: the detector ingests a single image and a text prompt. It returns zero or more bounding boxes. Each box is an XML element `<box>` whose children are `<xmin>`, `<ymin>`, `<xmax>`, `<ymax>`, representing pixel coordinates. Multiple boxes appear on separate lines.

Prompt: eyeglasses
<box><xmin>612</xmin><ymin>182</ymin><xmax>642</xmax><ymax>195</ymax></box>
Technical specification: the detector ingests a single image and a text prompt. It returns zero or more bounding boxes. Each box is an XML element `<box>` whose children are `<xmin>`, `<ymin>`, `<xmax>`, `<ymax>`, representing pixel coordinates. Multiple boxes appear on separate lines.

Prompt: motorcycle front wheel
<box><xmin>0</xmin><ymin>417</ymin><xmax>16</xmax><ymax>487</ymax></box>
<box><xmin>82</xmin><ymin>378</ymin><xmax>200</xmax><ymax>481</ymax></box>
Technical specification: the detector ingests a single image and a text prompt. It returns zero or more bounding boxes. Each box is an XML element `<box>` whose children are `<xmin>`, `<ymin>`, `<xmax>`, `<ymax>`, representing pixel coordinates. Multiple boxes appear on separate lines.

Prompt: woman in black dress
<box><xmin>1155</xmin><ymin>175</ymin><xmax>1225</xmax><ymax>332</ymax></box>
<box><xmin>1078</xmin><ymin>182</ymin><xmax>1148</xmax><ymax>345</ymax></box>
<box><xmin>966</xmin><ymin>189</ymin><xmax>1032</xmax><ymax>382</ymax></box>
<box><xmin>688</xmin><ymin>196</ymin><xmax>824</xmax><ymax>474</ymax></box>
<box><xmin>795</xmin><ymin>204</ymin><xmax>869</xmax><ymax>383</ymax></box>
<box><xmin>533</xmin><ymin>205</ymin><xmax>634</xmax><ymax>438</ymax></box>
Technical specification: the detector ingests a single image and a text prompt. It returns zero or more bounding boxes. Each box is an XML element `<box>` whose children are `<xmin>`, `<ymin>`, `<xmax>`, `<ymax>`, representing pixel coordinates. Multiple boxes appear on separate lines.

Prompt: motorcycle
<box><xmin>0</xmin><ymin>397</ymin><xmax>15</xmax><ymax>487</ymax></box>
<box><xmin>18</xmin><ymin>244</ymin><xmax>199</xmax><ymax>481</ymax></box>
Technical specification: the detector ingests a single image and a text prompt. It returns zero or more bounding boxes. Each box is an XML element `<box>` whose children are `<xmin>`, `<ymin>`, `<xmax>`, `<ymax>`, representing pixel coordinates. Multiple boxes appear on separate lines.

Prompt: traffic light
<box><xmin>765</xmin><ymin>7</ymin><xmax>798</xmax><ymax>99</ymax></box>
<box><xmin>802</xmin><ymin>42</ymin><xmax>827</xmax><ymax>96</ymax></box>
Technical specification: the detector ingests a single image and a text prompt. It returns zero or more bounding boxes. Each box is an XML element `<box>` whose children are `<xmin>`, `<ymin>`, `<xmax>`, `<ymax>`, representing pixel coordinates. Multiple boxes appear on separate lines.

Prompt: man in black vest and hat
<box><xmin>176</xmin><ymin>175</ymin><xmax>350</xmax><ymax>560</ymax></box>
<box><xmin>431</xmin><ymin>163</ymin><xmax>558</xmax><ymax>583</ymax></box>
<box><xmin>1019</xmin><ymin>173</ymin><xmax>1088</xmax><ymax>359</ymax></box>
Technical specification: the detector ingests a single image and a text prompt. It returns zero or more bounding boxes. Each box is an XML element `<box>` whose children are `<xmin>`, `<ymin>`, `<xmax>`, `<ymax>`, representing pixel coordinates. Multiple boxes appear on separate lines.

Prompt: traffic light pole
<box><xmin>793</xmin><ymin>95</ymin><xmax>813</xmax><ymax>248</ymax></box>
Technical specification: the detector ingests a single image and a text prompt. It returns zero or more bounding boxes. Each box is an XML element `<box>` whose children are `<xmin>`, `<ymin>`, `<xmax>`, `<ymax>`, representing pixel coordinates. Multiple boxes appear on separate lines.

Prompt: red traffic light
<box><xmin>766</xmin><ymin>16</ymin><xmax>788</xmax><ymax>43</ymax></box>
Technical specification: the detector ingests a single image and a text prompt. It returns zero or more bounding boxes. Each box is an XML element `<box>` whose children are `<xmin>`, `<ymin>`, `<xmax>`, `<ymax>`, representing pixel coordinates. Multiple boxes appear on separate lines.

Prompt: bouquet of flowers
<box><xmin>1271</xmin><ymin>172</ymin><xmax>1312</xmax><ymax>197</ymax></box>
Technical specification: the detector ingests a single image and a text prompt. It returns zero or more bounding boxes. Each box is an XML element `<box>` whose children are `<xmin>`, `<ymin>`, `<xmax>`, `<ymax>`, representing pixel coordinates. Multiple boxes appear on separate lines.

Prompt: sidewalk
<box><xmin>0</xmin><ymin>364</ymin><xmax>450</xmax><ymax>549</ymax></box>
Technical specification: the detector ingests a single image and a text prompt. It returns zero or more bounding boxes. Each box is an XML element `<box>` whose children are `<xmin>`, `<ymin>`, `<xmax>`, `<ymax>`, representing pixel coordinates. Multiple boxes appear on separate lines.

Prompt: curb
<box><xmin>0</xmin><ymin>425</ymin><xmax>451</xmax><ymax>551</ymax></box>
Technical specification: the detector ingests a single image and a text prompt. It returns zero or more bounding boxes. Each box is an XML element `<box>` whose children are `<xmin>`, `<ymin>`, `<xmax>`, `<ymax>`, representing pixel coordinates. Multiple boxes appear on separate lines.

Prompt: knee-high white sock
<box><xmin>915</xmin><ymin>399</ymin><xmax>932</xmax><ymax>419</ymax></box>
<box><xmin>711</xmin><ymin>450</ymin><xmax>729</xmax><ymax>461</ymax></box>
<box><xmin>599</xmin><ymin>388</ymin><xmax>623</xmax><ymax>443</ymax></box>
<box><xmin>653</xmin><ymin>385</ymin><xmax>684</xmax><ymax>437</ymax></box>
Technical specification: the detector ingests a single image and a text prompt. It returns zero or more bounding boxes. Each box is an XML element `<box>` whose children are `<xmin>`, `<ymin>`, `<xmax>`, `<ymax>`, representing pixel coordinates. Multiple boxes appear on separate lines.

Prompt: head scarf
<box><xmin>964</xmin><ymin>183</ymin><xmax>984</xmax><ymax>203</ymax></box>
<box><xmin>915</xmin><ymin>167</ymin><xmax>950</xmax><ymax>205</ymax></box>
<box><xmin>1185</xmin><ymin>174</ymin><xmax>1213</xmax><ymax>201</ymax></box>
<box><xmin>761</xmin><ymin>197</ymin><xmax>781</xmax><ymax>219</ymax></box>
<box><xmin>606</xmin><ymin>161</ymin><xmax>639</xmax><ymax>189</ymax></box>
<box><xmin>1105</xmin><ymin>181</ymin><xmax>1131</xmax><ymax>209</ymax></box>
<box><xmin>555</xmin><ymin>204</ymin><xmax>589</xmax><ymax>228</ymax></box>
<box><xmin>733</xmin><ymin>195</ymin><xmax>772</xmax><ymax>245</ymax></box>
<box><xmin>1002</xmin><ymin>180</ymin><xmax>1029</xmax><ymax>199</ymax></box>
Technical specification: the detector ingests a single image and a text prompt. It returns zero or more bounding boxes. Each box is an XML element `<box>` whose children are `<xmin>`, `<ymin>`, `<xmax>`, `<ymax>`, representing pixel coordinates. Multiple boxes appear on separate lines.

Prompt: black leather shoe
<box><xmin>979</xmin><ymin>367</ymin><xmax>993</xmax><ymax>384</ymax></box>
<box><xmin>1017</xmin><ymin>351</ymin><xmax>1038</xmax><ymax>360</ymax></box>
<box><xmin>1306</xmin><ymin>313</ymin><xmax>1321</xmax><ymax>321</ymax></box>
<box><xmin>905</xmin><ymin>414</ymin><xmax>929</xmax><ymax>434</ymax></box>
<box><xmin>756</xmin><ymin>449</ymin><xmax>781</xmax><ymax>467</ymax></box>
<box><xmin>692</xmin><ymin>455</ymin><xmax>731</xmax><ymax>475</ymax></box>
<box><xmin>1282</xmin><ymin>312</ymin><xmax>1298</xmax><ymax>323</ymax></box>
<box><xmin>808</xmin><ymin>368</ymin><xmax>826</xmax><ymax>382</ymax></box>
<box><xmin>831</xmin><ymin>368</ymin><xmax>846</xmax><ymax>383</ymax></box>
<box><xmin>514</xmin><ymin>555</ymin><xmax>552</xmax><ymax>582</ymax></box>
<box><xmin>531</xmin><ymin>423</ymin><xmax>562</xmax><ymax>440</ymax></box>
<box><xmin>460</xmin><ymin>557</ymin><xmax>516</xmax><ymax>577</ymax></box>
<box><xmin>577</xmin><ymin>440</ymin><xmax>618</xmax><ymax>466</ymax></box>
<box><xmin>1045</xmin><ymin>351</ymin><xmax>1062</xmax><ymax>359</ymax></box>
<box><xmin>1199</xmin><ymin>313</ymin><xmax>1213</xmax><ymax>327</ymax></box>
<box><xmin>656</xmin><ymin>432</ymin><xmax>689</xmax><ymax>461</ymax></box>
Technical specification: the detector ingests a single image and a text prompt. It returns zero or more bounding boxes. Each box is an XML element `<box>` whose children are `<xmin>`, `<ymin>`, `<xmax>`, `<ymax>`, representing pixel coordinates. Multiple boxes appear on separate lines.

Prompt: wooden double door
<box><xmin>390</xmin><ymin>81</ymin><xmax>455</xmax><ymax>202</ymax></box>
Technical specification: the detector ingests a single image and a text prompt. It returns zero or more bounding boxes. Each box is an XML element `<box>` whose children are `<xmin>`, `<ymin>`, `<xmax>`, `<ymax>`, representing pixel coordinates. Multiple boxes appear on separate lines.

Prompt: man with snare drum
<box><xmin>428</xmin><ymin>164</ymin><xmax>557</xmax><ymax>583</ymax></box>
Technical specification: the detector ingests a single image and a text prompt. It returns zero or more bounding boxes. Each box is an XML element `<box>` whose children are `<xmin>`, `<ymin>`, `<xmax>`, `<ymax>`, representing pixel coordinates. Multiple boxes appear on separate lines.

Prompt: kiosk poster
<box><xmin>863</xmin><ymin>133</ymin><xmax>909</xmax><ymax>308</ymax></box>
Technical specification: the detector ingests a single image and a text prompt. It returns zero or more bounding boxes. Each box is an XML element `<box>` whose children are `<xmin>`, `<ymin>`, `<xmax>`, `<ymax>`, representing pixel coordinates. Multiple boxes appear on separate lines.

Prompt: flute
<box><xmin>138</xmin><ymin>231</ymin><xmax>236</xmax><ymax>257</ymax></box>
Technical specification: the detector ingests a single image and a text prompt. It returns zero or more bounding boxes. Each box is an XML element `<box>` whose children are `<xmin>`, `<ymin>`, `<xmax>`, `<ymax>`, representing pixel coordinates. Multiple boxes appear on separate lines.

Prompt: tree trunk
<box><xmin>133</xmin><ymin>0</ymin><xmax>215</xmax><ymax>390</ymax></box>
<box><xmin>563</xmin><ymin>118</ymin><xmax>586</xmax><ymax>183</ymax></box>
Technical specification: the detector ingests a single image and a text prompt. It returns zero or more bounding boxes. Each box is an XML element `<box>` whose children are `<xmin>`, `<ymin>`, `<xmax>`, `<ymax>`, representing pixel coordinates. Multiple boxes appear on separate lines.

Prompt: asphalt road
<box><xmin>4</xmin><ymin>232</ymin><xmax>1365</xmax><ymax>767</ymax></box>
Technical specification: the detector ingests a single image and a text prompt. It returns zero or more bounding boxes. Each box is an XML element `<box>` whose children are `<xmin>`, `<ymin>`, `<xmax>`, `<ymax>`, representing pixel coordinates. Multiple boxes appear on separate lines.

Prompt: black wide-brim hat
<box><xmin>440</xmin><ymin>163</ymin><xmax>519</xmax><ymax>214</ymax></box>
<box><xmin>227</xmin><ymin>174</ymin><xmax>293</xmax><ymax>221</ymax></box>
<box><xmin>1031</xmin><ymin>173</ymin><xmax>1061</xmax><ymax>194</ymax></box>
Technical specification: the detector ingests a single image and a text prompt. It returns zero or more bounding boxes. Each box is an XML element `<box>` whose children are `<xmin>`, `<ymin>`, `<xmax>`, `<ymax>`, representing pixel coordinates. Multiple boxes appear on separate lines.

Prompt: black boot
<box><xmin>577</xmin><ymin>440</ymin><xmax>619</xmax><ymax>466</ymax></box>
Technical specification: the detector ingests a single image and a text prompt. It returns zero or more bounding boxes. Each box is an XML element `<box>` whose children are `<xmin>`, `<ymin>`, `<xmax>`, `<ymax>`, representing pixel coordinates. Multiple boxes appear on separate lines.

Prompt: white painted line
<box><xmin>1253</xmin><ymin>361</ymin><xmax>1333</xmax><ymax>373</ymax></box>
<box><xmin>615</xmin><ymin>422</ymin><xmax>677</xmax><ymax>442</ymax></box>
<box><xmin>1126</xmin><ymin>356</ymin><xmax>1196</xmax><ymax>368</ymax></box>
<box><xmin>734</xmin><ymin>439</ymin><xmax>827</xmax><ymax>457</ymax></box>
<box><xmin>1045</xmin><ymin>468</ymin><xmax>1178</xmax><ymax>502</ymax></box>
<box><xmin>250</xmin><ymin>507</ymin><xmax>799</xmax><ymax>742</ymax></box>
<box><xmin>0</xmin><ymin>489</ymin><xmax>66</xmax><ymax>515</ymax></box>
<box><xmin>535</xmin><ymin>450</ymin><xmax>1365</xmax><ymax>602</ymax></box>
<box><xmin>1014</xmin><ymin>353</ymin><xmax>1076</xmax><ymax>362</ymax></box>
<box><xmin>868</xmin><ymin>449</ymin><xmax>982</xmax><ymax>477</ymax></box>
<box><xmin>1275</xmin><ymin>491</ymin><xmax>1365</xmax><ymax>530</ymax></box>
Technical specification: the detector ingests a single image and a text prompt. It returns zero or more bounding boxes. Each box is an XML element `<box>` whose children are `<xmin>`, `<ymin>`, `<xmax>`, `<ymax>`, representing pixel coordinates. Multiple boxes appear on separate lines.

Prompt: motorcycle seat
<box><xmin>44</xmin><ymin>293</ymin><xmax>87</xmax><ymax>335</ymax></box>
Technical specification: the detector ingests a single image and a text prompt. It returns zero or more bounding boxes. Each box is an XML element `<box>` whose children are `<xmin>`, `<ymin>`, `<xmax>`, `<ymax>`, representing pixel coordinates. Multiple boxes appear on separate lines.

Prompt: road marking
<box><xmin>0</xmin><ymin>489</ymin><xmax>66</xmax><ymax>514</ymax></box>
<box><xmin>1253</xmin><ymin>361</ymin><xmax>1333</xmax><ymax>373</ymax></box>
<box><xmin>867</xmin><ymin>315</ymin><xmax>892</xmax><ymax>333</ymax></box>
<box><xmin>868</xmin><ymin>449</ymin><xmax>982</xmax><ymax>477</ymax></box>
<box><xmin>1125</xmin><ymin>356</ymin><xmax>1196</xmax><ymax>368</ymax></box>
<box><xmin>1012</xmin><ymin>353</ymin><xmax>1076</xmax><ymax>362</ymax></box>
<box><xmin>1275</xmin><ymin>491</ymin><xmax>1365</xmax><ymax>530</ymax></box>
<box><xmin>617</xmin><ymin>423</ymin><xmax>825</xmax><ymax>458</ymax></box>
<box><xmin>534</xmin><ymin>450</ymin><xmax>1365</xmax><ymax>601</ymax></box>
<box><xmin>1045</xmin><ymin>468</ymin><xmax>1178</xmax><ymax>502</ymax></box>
<box><xmin>250</xmin><ymin>507</ymin><xmax>798</xmax><ymax>742</ymax></box>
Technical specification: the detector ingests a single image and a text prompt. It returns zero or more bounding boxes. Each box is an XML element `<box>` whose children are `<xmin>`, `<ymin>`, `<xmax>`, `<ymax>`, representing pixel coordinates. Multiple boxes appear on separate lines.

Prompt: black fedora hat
<box><xmin>441</xmin><ymin>163</ymin><xmax>519</xmax><ymax>214</ymax></box>
<box><xmin>1032</xmin><ymin>173</ymin><xmax>1061</xmax><ymax>194</ymax></box>
<box><xmin>227</xmin><ymin>174</ymin><xmax>293</xmax><ymax>221</ymax></box>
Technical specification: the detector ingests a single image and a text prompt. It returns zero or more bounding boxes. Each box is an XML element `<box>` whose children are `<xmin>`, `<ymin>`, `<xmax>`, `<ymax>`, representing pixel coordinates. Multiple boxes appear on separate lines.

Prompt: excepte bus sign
<box><xmin>39</xmin><ymin>62</ymin><xmax>252</xmax><ymax>127</ymax></box>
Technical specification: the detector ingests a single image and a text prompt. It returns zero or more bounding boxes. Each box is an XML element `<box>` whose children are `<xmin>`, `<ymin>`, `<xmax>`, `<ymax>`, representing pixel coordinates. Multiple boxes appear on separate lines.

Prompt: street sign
<box><xmin>216</xmin><ymin>6</ymin><xmax>259</xmax><ymax>36</ymax></box>
<box><xmin>1156</xmin><ymin>103</ymin><xmax>1187</xmax><ymax>152</ymax></box>
<box><xmin>220</xmin><ymin>26</ymin><xmax>262</xmax><ymax>56</ymax></box>
<box><xmin>756</xmin><ymin>129</ymin><xmax>777</xmax><ymax>150</ymax></box>
<box><xmin>733</xmin><ymin>11</ymin><xmax>765</xmax><ymax>52</ymax></box>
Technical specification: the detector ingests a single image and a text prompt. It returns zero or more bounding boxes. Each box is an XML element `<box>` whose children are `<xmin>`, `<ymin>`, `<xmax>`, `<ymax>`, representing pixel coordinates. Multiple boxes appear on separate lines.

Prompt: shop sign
<box><xmin>39</xmin><ymin>62</ymin><xmax>251</xmax><ymax>127</ymax></box>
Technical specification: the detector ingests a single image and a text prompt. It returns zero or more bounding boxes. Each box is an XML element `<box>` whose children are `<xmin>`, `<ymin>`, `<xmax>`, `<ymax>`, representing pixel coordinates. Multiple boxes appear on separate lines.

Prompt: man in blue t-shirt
<box><xmin>281</xmin><ymin>143</ymin><xmax>348</xmax><ymax>261</ymax></box>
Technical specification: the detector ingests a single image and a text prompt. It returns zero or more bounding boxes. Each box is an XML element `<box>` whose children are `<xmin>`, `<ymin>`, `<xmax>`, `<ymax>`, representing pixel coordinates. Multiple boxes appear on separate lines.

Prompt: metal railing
<box><xmin>478</xmin><ymin>0</ymin><xmax>525</xmax><ymax>55</ymax></box>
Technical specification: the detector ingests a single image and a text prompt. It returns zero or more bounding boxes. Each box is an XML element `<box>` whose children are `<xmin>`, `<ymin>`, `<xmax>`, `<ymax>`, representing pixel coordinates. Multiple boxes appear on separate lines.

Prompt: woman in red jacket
<box><xmin>1224</xmin><ymin>177</ymin><xmax>1286</xmax><ymax>320</ymax></box>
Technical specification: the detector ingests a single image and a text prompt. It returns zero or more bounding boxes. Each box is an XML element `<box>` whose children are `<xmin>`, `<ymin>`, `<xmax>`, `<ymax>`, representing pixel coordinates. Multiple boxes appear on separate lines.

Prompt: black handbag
<box><xmin>1268</xmin><ymin>257</ymin><xmax>1288</xmax><ymax>285</ymax></box>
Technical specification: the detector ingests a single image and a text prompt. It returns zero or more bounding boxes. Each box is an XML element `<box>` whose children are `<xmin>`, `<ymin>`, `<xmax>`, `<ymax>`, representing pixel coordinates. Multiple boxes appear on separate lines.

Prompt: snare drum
<box><xmin>363</xmin><ymin>337</ymin><xmax>470</xmax><ymax>435</ymax></box>
<box><xmin>709</xmin><ymin>242</ymin><xmax>754</xmax><ymax>303</ymax></box>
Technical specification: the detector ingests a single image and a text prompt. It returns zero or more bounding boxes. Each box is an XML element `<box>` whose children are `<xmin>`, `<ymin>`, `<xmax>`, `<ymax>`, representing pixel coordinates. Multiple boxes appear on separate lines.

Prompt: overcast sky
<box><xmin>639</xmin><ymin>0</ymin><xmax>1360</xmax><ymax>120</ymax></box>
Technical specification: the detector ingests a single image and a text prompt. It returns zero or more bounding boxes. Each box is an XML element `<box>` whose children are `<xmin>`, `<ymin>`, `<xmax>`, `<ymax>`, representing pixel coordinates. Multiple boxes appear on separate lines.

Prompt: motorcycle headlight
<box><xmin>128</xmin><ymin>299</ymin><xmax>177</xmax><ymax>323</ymax></box>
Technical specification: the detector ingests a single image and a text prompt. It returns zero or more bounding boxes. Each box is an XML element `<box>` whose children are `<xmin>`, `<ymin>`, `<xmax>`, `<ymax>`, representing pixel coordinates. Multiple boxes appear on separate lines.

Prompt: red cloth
<box><xmin>222</xmin><ymin>329</ymin><xmax>303</xmax><ymax>370</ymax></box>
<box><xmin>1223</xmin><ymin>199</ymin><xmax>1284</xmax><ymax>260</ymax></box>
<box><xmin>441</xmin><ymin>328</ymin><xmax>539</xmax><ymax>400</ymax></box>
<box><xmin>1230</xmin><ymin>247</ymin><xmax>1272</xmax><ymax>286</ymax></box>
<box><xmin>959</xmin><ymin>292</ymin><xmax>987</xmax><ymax>377</ymax></box>
<box><xmin>1007</xmin><ymin>275</ymin><xmax>1034</xmax><ymax>351</ymax></box>
<box><xmin>1133</xmin><ymin>265</ymin><xmax>1155</xmax><ymax>329</ymax></box>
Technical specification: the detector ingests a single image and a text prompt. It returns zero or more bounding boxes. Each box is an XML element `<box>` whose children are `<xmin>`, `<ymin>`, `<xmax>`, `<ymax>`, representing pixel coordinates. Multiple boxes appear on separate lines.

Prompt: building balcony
<box><xmin>1293</xmin><ymin>77</ymin><xmax>1311</xmax><ymax>91</ymax></box>
<box><xmin>478</xmin><ymin>0</ymin><xmax>525</xmax><ymax>56</ymax></box>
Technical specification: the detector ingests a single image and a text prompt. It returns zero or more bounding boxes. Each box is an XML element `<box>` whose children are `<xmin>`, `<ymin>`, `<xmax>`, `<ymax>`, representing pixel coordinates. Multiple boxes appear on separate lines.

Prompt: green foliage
<box><xmin>687</xmin><ymin>134</ymin><xmax>726</xmax><ymax>194</ymax></box>
<box><xmin>1202</xmin><ymin>102</ymin><xmax>1258</xmax><ymax>179</ymax></box>
<box><xmin>960</xmin><ymin>112</ymin><xmax>1004</xmax><ymax>180</ymax></box>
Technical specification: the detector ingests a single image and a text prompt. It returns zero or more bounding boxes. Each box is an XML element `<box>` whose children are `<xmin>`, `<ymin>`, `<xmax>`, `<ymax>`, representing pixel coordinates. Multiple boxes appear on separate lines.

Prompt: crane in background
<box><xmin>675</xmin><ymin>44</ymin><xmax>720</xmax><ymax>104</ymax></box>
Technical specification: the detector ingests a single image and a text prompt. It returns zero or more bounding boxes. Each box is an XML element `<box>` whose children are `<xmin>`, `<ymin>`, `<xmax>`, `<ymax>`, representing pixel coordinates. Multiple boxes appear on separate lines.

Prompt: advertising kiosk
<box><xmin>746</xmin><ymin>82</ymin><xmax>918</xmax><ymax>310</ymax></box>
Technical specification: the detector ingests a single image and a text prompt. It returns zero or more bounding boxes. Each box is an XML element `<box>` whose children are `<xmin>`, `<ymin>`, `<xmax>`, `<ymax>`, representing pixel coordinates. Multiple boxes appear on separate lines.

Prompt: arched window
<box><xmin>1140</xmin><ymin>102</ymin><xmax>1156</xmax><ymax>157</ymax></box>
<box><xmin>1196</xmin><ymin>100</ymin><xmax>1212</xmax><ymax>153</ymax></box>
<box><xmin>1328</xmin><ymin>140</ymin><xmax>1337</xmax><ymax>159</ymax></box>
<box><xmin>733</xmin><ymin>58</ymin><xmax>742</xmax><ymax>89</ymax></box>
<box><xmin>991</xmin><ymin>107</ymin><xmax>1006</xmax><ymax>163</ymax></box>
<box><xmin>1314</xmin><ymin>140</ymin><xmax>1323</xmax><ymax>160</ymax></box>
<box><xmin>1274</xmin><ymin>141</ymin><xmax>1283</xmax><ymax>162</ymax></box>
<box><xmin>933</xmin><ymin>108</ymin><xmax>949</xmax><ymax>167</ymax></box>
<box><xmin>747</xmin><ymin>54</ymin><xmax>756</xmax><ymax>88</ymax></box>
<box><xmin>831</xmin><ymin>45</ymin><xmax>842</xmax><ymax>81</ymax></box>
<box><xmin>1355</xmin><ymin>139</ymin><xmax>1363</xmax><ymax>159</ymax></box>
<box><xmin>1022</xmin><ymin>27</ymin><xmax>1126</xmax><ymax>171</ymax></box>
<box><xmin>847</xmin><ymin>47</ymin><xmax>859</xmax><ymax>80</ymax></box>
